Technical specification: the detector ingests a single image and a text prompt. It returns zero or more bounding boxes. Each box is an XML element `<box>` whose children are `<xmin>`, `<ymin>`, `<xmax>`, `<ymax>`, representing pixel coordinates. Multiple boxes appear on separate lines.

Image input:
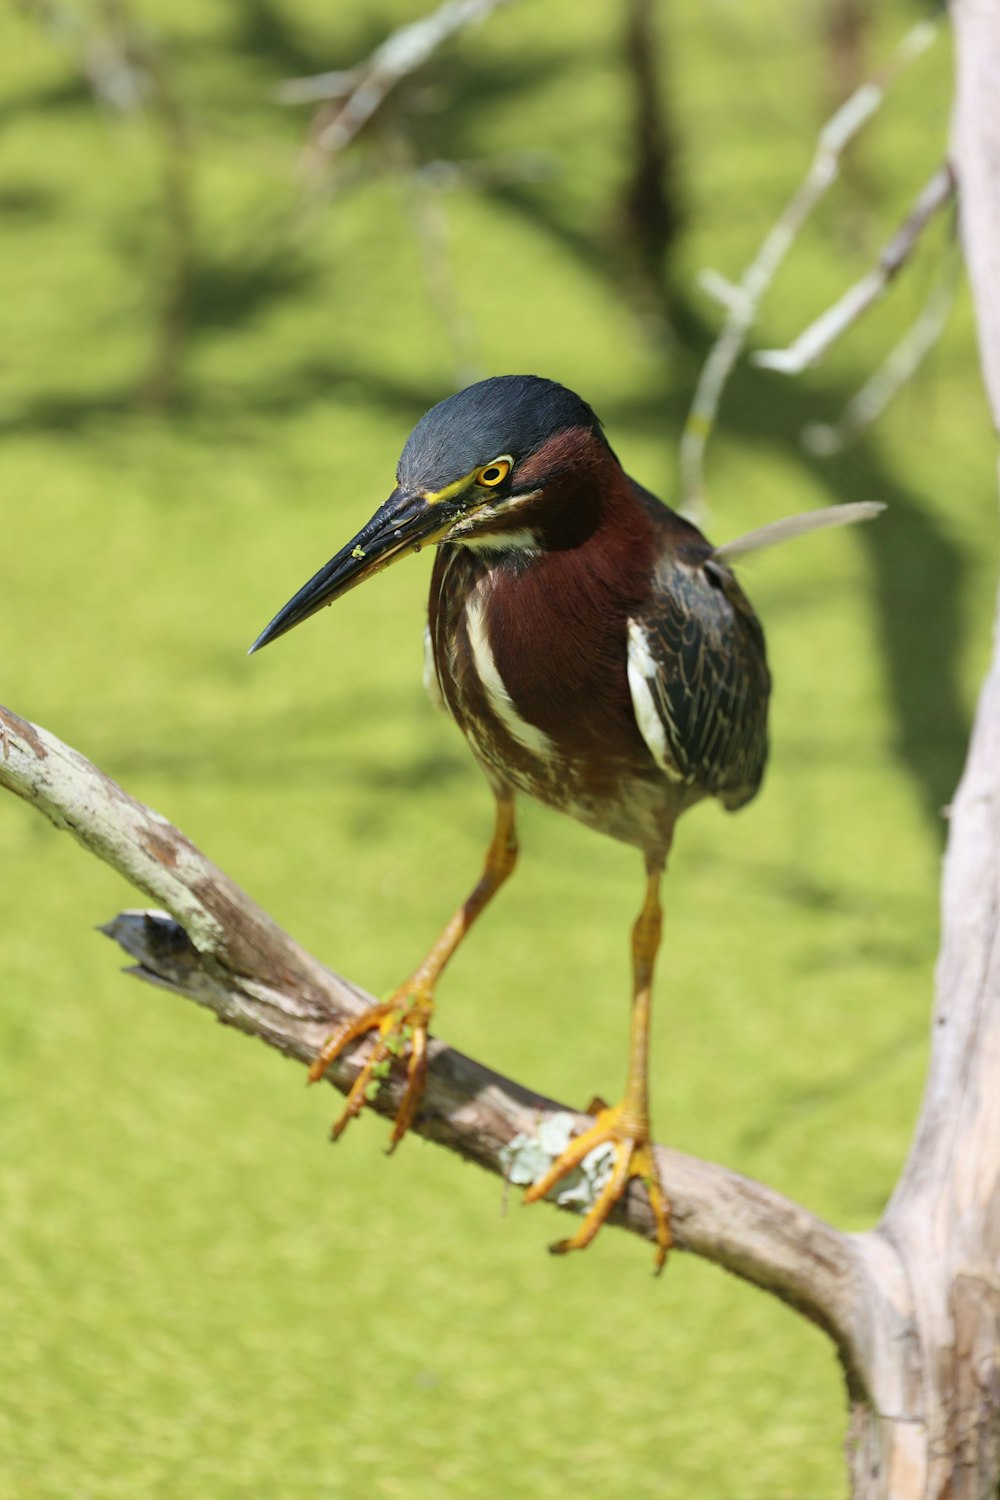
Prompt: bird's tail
<box><xmin>712</xmin><ymin>501</ymin><xmax>884</xmax><ymax>563</ymax></box>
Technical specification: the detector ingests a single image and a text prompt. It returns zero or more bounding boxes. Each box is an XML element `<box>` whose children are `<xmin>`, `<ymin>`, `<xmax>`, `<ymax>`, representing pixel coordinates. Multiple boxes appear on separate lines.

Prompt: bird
<box><xmin>250</xmin><ymin>374</ymin><xmax>881</xmax><ymax>1270</ymax></box>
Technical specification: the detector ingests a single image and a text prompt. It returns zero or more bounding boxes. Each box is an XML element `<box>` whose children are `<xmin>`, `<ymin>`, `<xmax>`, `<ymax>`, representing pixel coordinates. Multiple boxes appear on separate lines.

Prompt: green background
<box><xmin>1</xmin><ymin>2</ymin><xmax>993</xmax><ymax>1496</ymax></box>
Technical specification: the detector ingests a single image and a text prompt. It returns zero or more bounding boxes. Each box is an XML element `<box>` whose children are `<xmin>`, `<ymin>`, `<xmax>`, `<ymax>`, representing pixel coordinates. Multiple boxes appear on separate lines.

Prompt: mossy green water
<box><xmin>1</xmin><ymin>3</ymin><xmax>994</xmax><ymax>1496</ymax></box>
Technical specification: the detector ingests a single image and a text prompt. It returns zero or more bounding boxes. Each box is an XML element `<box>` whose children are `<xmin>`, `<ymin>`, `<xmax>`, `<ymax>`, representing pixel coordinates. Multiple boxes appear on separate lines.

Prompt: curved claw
<box><xmin>307</xmin><ymin>1002</ymin><xmax>394</xmax><ymax>1086</ymax></box>
<box><xmin>523</xmin><ymin>1106</ymin><xmax>672</xmax><ymax>1273</ymax></box>
<box><xmin>309</xmin><ymin>992</ymin><xmax>434</xmax><ymax>1147</ymax></box>
<box><xmin>387</xmin><ymin>1019</ymin><xmax>429</xmax><ymax>1151</ymax></box>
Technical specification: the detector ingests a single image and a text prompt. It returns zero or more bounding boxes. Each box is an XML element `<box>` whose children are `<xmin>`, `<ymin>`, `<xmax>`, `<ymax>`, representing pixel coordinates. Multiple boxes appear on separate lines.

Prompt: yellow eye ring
<box><xmin>475</xmin><ymin>457</ymin><xmax>511</xmax><ymax>488</ymax></box>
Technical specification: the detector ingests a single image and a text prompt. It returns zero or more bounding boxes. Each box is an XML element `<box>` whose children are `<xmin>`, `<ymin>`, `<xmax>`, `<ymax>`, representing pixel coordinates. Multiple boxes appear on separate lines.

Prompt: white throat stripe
<box><xmin>460</xmin><ymin>528</ymin><xmax>538</xmax><ymax>553</ymax></box>
<box><xmin>465</xmin><ymin>594</ymin><xmax>554</xmax><ymax>757</ymax></box>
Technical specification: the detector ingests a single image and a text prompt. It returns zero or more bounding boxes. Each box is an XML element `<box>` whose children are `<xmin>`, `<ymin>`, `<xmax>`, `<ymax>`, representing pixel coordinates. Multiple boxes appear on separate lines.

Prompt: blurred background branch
<box><xmin>754</xmin><ymin>160</ymin><xmax>954</xmax><ymax>376</ymax></box>
<box><xmin>288</xmin><ymin>0</ymin><xmax>518</xmax><ymax>179</ymax></box>
<box><xmin>679</xmin><ymin>17</ymin><xmax>939</xmax><ymax>519</ymax></box>
<box><xmin>19</xmin><ymin>0</ymin><xmax>194</xmax><ymax>408</ymax></box>
<box><xmin>616</xmin><ymin>0</ymin><xmax>683</xmax><ymax>331</ymax></box>
<box><xmin>802</xmin><ymin>254</ymin><xmax>959</xmax><ymax>456</ymax></box>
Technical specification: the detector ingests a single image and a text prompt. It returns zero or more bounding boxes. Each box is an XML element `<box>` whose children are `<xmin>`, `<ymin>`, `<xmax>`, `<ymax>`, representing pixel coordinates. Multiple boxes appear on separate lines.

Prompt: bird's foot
<box><xmin>307</xmin><ymin>985</ymin><xmax>434</xmax><ymax>1149</ymax></box>
<box><xmin>522</xmin><ymin>1099</ymin><xmax>672</xmax><ymax>1273</ymax></box>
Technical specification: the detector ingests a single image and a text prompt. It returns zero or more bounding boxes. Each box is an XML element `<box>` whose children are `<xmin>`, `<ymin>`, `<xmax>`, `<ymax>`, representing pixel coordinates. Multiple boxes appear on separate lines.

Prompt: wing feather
<box><xmin>627</xmin><ymin>557</ymin><xmax>770</xmax><ymax>809</ymax></box>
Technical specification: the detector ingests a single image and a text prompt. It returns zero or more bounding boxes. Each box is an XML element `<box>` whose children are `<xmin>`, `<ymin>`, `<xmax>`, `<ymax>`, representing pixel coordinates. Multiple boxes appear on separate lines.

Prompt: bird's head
<box><xmin>249</xmin><ymin>375</ymin><xmax>607</xmax><ymax>653</ymax></box>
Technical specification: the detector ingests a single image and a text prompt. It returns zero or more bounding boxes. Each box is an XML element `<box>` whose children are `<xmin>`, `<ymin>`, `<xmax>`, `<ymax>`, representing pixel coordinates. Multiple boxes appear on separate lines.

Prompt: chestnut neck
<box><xmin>502</xmin><ymin>426</ymin><xmax>637</xmax><ymax>554</ymax></box>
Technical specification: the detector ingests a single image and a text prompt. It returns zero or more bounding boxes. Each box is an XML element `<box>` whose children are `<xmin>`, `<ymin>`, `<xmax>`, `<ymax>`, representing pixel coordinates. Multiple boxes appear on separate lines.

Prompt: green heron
<box><xmin>251</xmin><ymin>374</ymin><xmax>875</xmax><ymax>1270</ymax></box>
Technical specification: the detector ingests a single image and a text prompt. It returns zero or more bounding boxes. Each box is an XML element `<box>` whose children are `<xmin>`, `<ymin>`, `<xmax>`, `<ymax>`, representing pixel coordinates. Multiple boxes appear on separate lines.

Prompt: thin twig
<box><xmin>679</xmin><ymin>18</ymin><xmax>938</xmax><ymax>519</ymax></box>
<box><xmin>802</xmin><ymin>258</ymin><xmax>958</xmax><ymax>456</ymax></box>
<box><xmin>754</xmin><ymin>162</ymin><xmax>954</xmax><ymax>376</ymax></box>
<box><xmin>297</xmin><ymin>0</ymin><xmax>516</xmax><ymax>172</ymax></box>
<box><xmin>278</xmin><ymin>68</ymin><xmax>362</xmax><ymax>106</ymax></box>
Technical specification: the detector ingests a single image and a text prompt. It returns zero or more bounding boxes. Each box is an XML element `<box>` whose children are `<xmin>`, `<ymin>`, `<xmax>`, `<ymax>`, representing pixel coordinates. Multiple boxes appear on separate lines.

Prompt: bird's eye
<box><xmin>475</xmin><ymin>457</ymin><xmax>511</xmax><ymax>487</ymax></box>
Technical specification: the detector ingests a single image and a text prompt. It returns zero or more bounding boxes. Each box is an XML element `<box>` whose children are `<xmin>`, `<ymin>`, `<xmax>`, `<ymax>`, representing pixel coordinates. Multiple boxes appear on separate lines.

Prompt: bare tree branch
<box><xmin>0</xmin><ymin>700</ymin><xmax>866</xmax><ymax>1370</ymax></box>
<box><xmin>842</xmin><ymin>2</ymin><xmax>1000</xmax><ymax>1491</ymax></box>
<box><xmin>754</xmin><ymin>161</ymin><xmax>954</xmax><ymax>376</ymax></box>
<box><xmin>801</xmin><ymin>261</ymin><xmax>958</xmax><ymax>456</ymax></box>
<box><xmin>679</xmin><ymin>18</ymin><xmax>938</xmax><ymax>519</ymax></box>
<box><xmin>290</xmin><ymin>0</ymin><xmax>516</xmax><ymax>172</ymax></box>
<box><xmin>951</xmin><ymin>3</ymin><xmax>1000</xmax><ymax>426</ymax></box>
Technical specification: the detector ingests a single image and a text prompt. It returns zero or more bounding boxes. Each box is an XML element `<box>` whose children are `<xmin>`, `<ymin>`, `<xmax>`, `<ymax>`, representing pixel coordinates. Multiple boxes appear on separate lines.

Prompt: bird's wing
<box><xmin>626</xmin><ymin>556</ymin><xmax>770</xmax><ymax>809</ymax></box>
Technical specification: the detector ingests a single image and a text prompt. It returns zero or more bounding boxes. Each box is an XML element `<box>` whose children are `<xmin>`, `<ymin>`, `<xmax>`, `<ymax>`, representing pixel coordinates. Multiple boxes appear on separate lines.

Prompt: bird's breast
<box><xmin>428</xmin><ymin>543</ymin><xmax>680</xmax><ymax>847</ymax></box>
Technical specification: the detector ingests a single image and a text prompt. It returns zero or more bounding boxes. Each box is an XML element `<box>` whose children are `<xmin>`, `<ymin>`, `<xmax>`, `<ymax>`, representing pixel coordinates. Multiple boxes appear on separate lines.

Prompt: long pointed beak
<box><xmin>249</xmin><ymin>488</ymin><xmax>452</xmax><ymax>654</ymax></box>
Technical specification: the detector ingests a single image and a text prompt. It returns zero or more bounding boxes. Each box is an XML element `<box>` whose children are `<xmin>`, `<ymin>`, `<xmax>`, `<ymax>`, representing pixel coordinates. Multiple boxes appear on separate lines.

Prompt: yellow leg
<box><xmin>309</xmin><ymin>791</ymin><xmax>518</xmax><ymax>1149</ymax></box>
<box><xmin>523</xmin><ymin>853</ymin><xmax>673</xmax><ymax>1272</ymax></box>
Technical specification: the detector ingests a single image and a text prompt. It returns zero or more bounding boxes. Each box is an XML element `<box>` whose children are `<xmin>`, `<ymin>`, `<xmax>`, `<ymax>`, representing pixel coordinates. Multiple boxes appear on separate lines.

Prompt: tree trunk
<box><xmin>844</xmin><ymin>2</ymin><xmax>1000</xmax><ymax>1492</ymax></box>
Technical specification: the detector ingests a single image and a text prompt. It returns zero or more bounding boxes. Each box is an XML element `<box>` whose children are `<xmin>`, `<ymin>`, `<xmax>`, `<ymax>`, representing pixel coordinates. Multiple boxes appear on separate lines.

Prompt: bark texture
<box><xmin>0</xmin><ymin>701</ymin><xmax>862</xmax><ymax>1351</ymax></box>
<box><xmin>841</xmin><ymin>2</ymin><xmax>1000</xmax><ymax>1492</ymax></box>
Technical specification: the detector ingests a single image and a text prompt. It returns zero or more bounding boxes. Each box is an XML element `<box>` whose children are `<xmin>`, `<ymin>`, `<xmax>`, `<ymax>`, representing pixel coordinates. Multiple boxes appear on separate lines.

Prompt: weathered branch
<box><xmin>840</xmin><ymin>1</ymin><xmax>1000</xmax><ymax>1493</ymax></box>
<box><xmin>0</xmin><ymin>700</ymin><xmax>866</xmax><ymax>1368</ymax></box>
